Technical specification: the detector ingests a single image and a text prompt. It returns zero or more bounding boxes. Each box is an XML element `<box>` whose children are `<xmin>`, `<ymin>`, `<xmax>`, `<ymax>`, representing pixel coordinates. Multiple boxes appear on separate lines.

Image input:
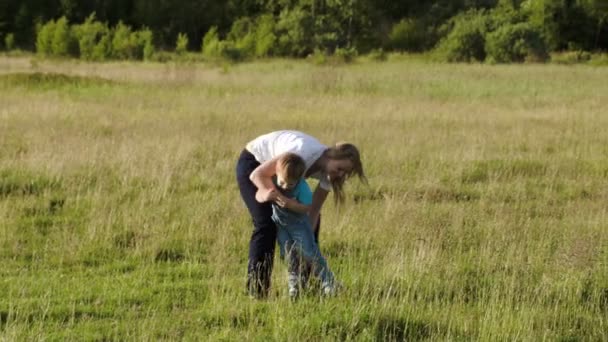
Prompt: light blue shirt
<box><xmin>272</xmin><ymin>179</ymin><xmax>312</xmax><ymax>227</ymax></box>
<box><xmin>291</xmin><ymin>179</ymin><xmax>312</xmax><ymax>206</ymax></box>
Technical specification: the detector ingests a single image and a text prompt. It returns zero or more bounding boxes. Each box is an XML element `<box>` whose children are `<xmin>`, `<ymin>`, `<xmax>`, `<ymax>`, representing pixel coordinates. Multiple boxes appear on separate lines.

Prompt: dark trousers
<box><xmin>236</xmin><ymin>149</ymin><xmax>319</xmax><ymax>298</ymax></box>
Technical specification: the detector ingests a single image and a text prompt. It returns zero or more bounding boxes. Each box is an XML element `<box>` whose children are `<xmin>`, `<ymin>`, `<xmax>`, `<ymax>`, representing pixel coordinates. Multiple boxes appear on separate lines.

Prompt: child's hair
<box><xmin>326</xmin><ymin>142</ymin><xmax>367</xmax><ymax>205</ymax></box>
<box><xmin>277</xmin><ymin>153</ymin><xmax>306</xmax><ymax>182</ymax></box>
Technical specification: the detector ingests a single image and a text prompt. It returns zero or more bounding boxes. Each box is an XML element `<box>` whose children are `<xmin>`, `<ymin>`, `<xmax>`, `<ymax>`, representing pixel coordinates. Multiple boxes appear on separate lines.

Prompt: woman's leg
<box><xmin>236</xmin><ymin>150</ymin><xmax>277</xmax><ymax>298</ymax></box>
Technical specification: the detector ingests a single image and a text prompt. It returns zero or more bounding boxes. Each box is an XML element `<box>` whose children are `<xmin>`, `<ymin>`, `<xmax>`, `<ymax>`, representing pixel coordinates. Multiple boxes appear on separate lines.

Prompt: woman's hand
<box><xmin>255</xmin><ymin>188</ymin><xmax>278</xmax><ymax>203</ymax></box>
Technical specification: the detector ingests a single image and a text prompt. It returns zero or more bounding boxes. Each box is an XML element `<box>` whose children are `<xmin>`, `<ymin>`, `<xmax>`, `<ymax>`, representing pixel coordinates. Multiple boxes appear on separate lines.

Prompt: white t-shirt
<box><xmin>246</xmin><ymin>130</ymin><xmax>331</xmax><ymax>191</ymax></box>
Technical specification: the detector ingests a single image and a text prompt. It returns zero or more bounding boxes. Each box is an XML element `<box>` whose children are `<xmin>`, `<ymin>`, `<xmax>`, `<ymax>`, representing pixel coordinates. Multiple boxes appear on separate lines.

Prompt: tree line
<box><xmin>1</xmin><ymin>0</ymin><xmax>606</xmax><ymax>62</ymax></box>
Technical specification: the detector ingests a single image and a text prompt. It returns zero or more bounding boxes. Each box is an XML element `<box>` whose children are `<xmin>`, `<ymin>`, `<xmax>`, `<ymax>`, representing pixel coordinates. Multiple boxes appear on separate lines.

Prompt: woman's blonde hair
<box><xmin>326</xmin><ymin>142</ymin><xmax>367</xmax><ymax>204</ymax></box>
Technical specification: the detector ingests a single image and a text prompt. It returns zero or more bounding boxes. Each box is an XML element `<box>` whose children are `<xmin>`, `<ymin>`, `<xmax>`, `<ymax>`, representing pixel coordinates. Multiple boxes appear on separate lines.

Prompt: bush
<box><xmin>175</xmin><ymin>32</ymin><xmax>188</xmax><ymax>55</ymax></box>
<box><xmin>112</xmin><ymin>22</ymin><xmax>137</xmax><ymax>59</ymax></box>
<box><xmin>276</xmin><ymin>8</ymin><xmax>315</xmax><ymax>57</ymax></box>
<box><xmin>588</xmin><ymin>53</ymin><xmax>608</xmax><ymax>66</ymax></box>
<box><xmin>367</xmin><ymin>48</ymin><xmax>387</xmax><ymax>61</ymax></box>
<box><xmin>51</xmin><ymin>17</ymin><xmax>77</xmax><ymax>57</ymax></box>
<box><xmin>254</xmin><ymin>14</ymin><xmax>276</xmax><ymax>57</ymax></box>
<box><xmin>434</xmin><ymin>10</ymin><xmax>490</xmax><ymax>62</ymax></box>
<box><xmin>228</xmin><ymin>18</ymin><xmax>255</xmax><ymax>58</ymax></box>
<box><xmin>334</xmin><ymin>46</ymin><xmax>358</xmax><ymax>63</ymax></box>
<box><xmin>551</xmin><ymin>50</ymin><xmax>591</xmax><ymax>64</ymax></box>
<box><xmin>485</xmin><ymin>22</ymin><xmax>548</xmax><ymax>63</ymax></box>
<box><xmin>388</xmin><ymin>18</ymin><xmax>427</xmax><ymax>52</ymax></box>
<box><xmin>36</xmin><ymin>20</ymin><xmax>56</xmax><ymax>56</ymax></box>
<box><xmin>219</xmin><ymin>41</ymin><xmax>243</xmax><ymax>62</ymax></box>
<box><xmin>202</xmin><ymin>26</ymin><xmax>220</xmax><ymax>58</ymax></box>
<box><xmin>73</xmin><ymin>14</ymin><xmax>112</xmax><ymax>61</ymax></box>
<box><xmin>4</xmin><ymin>33</ymin><xmax>15</xmax><ymax>50</ymax></box>
<box><xmin>308</xmin><ymin>48</ymin><xmax>327</xmax><ymax>65</ymax></box>
<box><xmin>110</xmin><ymin>23</ymin><xmax>152</xmax><ymax>60</ymax></box>
<box><xmin>138</xmin><ymin>28</ymin><xmax>154</xmax><ymax>61</ymax></box>
<box><xmin>201</xmin><ymin>27</ymin><xmax>242</xmax><ymax>62</ymax></box>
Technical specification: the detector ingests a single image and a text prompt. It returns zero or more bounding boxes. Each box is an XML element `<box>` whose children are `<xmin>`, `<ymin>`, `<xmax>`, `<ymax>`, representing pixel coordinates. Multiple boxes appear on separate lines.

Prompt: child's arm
<box><xmin>274</xmin><ymin>179</ymin><xmax>313</xmax><ymax>214</ymax></box>
<box><xmin>275</xmin><ymin>195</ymin><xmax>311</xmax><ymax>214</ymax></box>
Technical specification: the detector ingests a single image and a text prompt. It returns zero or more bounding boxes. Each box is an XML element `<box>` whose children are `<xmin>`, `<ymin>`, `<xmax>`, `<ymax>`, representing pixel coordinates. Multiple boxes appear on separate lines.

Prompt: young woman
<box><xmin>235</xmin><ymin>130</ymin><xmax>366</xmax><ymax>298</ymax></box>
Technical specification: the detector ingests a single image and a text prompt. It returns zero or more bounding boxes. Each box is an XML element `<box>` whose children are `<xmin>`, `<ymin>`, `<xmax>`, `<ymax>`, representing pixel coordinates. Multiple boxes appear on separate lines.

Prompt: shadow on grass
<box><xmin>0</xmin><ymin>311</ymin><xmax>8</xmax><ymax>327</ymax></box>
<box><xmin>330</xmin><ymin>313</ymin><xmax>465</xmax><ymax>340</ymax></box>
<box><xmin>375</xmin><ymin>315</ymin><xmax>434</xmax><ymax>340</ymax></box>
<box><xmin>0</xmin><ymin>72</ymin><xmax>118</xmax><ymax>90</ymax></box>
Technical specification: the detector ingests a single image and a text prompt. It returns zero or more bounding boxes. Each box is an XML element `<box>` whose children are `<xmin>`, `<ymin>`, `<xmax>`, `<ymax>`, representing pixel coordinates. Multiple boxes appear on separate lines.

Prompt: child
<box><xmin>267</xmin><ymin>153</ymin><xmax>337</xmax><ymax>299</ymax></box>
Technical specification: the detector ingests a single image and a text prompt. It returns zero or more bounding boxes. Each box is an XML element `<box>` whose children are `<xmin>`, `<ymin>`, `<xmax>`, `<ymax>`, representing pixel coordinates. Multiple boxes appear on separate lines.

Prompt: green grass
<box><xmin>0</xmin><ymin>56</ymin><xmax>607</xmax><ymax>340</ymax></box>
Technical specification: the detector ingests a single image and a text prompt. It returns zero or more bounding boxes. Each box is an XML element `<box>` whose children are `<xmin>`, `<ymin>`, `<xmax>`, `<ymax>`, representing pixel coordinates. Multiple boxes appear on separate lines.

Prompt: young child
<box><xmin>267</xmin><ymin>153</ymin><xmax>337</xmax><ymax>299</ymax></box>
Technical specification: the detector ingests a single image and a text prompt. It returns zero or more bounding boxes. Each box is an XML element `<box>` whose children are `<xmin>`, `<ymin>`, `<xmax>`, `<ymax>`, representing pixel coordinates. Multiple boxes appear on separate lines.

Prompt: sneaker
<box><xmin>288</xmin><ymin>286</ymin><xmax>299</xmax><ymax>301</ymax></box>
<box><xmin>287</xmin><ymin>271</ymin><xmax>300</xmax><ymax>300</ymax></box>
<box><xmin>321</xmin><ymin>280</ymin><xmax>342</xmax><ymax>297</ymax></box>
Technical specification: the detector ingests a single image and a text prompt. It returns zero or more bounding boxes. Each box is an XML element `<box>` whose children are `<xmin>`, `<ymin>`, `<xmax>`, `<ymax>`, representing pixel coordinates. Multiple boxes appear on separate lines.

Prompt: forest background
<box><xmin>1</xmin><ymin>0</ymin><xmax>607</xmax><ymax>63</ymax></box>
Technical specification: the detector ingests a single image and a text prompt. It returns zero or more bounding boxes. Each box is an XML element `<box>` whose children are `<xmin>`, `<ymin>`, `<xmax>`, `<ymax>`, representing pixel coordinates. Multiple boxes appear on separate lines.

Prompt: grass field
<box><xmin>1</xmin><ymin>55</ymin><xmax>607</xmax><ymax>340</ymax></box>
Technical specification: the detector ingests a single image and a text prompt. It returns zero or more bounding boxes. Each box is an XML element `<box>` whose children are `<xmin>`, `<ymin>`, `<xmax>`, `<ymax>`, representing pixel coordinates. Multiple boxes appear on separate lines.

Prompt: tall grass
<box><xmin>0</xmin><ymin>56</ymin><xmax>607</xmax><ymax>340</ymax></box>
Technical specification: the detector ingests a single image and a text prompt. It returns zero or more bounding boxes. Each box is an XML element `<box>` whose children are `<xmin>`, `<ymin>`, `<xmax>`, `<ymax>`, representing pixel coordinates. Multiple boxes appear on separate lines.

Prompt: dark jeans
<box><xmin>236</xmin><ymin>149</ymin><xmax>320</xmax><ymax>298</ymax></box>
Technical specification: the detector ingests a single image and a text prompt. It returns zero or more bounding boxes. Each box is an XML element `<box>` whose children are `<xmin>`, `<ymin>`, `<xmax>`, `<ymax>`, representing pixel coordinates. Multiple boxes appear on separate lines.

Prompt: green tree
<box><xmin>4</xmin><ymin>33</ymin><xmax>15</xmax><ymax>50</ymax></box>
<box><xmin>51</xmin><ymin>16</ymin><xmax>76</xmax><ymax>56</ymax></box>
<box><xmin>175</xmin><ymin>32</ymin><xmax>188</xmax><ymax>54</ymax></box>
<box><xmin>202</xmin><ymin>26</ymin><xmax>220</xmax><ymax>57</ymax></box>
<box><xmin>486</xmin><ymin>22</ymin><xmax>548</xmax><ymax>62</ymax></box>
<box><xmin>36</xmin><ymin>19</ymin><xmax>56</xmax><ymax>56</ymax></box>
<box><xmin>112</xmin><ymin>21</ymin><xmax>136</xmax><ymax>59</ymax></box>
<box><xmin>73</xmin><ymin>13</ymin><xmax>112</xmax><ymax>60</ymax></box>
<box><xmin>228</xmin><ymin>17</ymin><xmax>256</xmax><ymax>57</ymax></box>
<box><xmin>581</xmin><ymin>0</ymin><xmax>608</xmax><ymax>49</ymax></box>
<box><xmin>255</xmin><ymin>14</ymin><xmax>277</xmax><ymax>56</ymax></box>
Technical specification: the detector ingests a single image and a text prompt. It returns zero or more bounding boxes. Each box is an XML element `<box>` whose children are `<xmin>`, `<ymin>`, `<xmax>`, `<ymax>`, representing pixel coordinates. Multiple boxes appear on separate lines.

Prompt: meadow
<box><xmin>0</xmin><ymin>55</ymin><xmax>607</xmax><ymax>340</ymax></box>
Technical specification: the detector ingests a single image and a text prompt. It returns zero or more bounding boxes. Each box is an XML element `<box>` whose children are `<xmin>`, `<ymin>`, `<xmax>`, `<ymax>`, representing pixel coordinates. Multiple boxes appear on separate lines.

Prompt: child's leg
<box><xmin>276</xmin><ymin>224</ymin><xmax>289</xmax><ymax>260</ymax></box>
<box><xmin>277</xmin><ymin>226</ymin><xmax>303</xmax><ymax>298</ymax></box>
<box><xmin>285</xmin><ymin>240</ymin><xmax>302</xmax><ymax>298</ymax></box>
<box><xmin>289</xmin><ymin>222</ymin><xmax>335</xmax><ymax>287</ymax></box>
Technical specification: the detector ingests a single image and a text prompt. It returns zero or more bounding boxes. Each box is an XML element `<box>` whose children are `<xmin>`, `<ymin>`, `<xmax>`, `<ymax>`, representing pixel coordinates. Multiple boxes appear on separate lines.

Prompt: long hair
<box><xmin>326</xmin><ymin>142</ymin><xmax>367</xmax><ymax>204</ymax></box>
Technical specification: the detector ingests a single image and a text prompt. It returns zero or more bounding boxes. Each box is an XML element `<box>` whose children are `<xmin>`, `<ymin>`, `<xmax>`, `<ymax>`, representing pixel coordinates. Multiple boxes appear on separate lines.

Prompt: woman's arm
<box><xmin>249</xmin><ymin>154</ymin><xmax>282</xmax><ymax>202</ymax></box>
<box><xmin>309</xmin><ymin>185</ymin><xmax>329</xmax><ymax>234</ymax></box>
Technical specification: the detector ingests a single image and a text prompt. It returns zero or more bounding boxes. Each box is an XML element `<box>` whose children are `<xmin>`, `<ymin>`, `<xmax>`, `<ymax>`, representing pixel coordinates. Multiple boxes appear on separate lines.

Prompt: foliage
<box><xmin>36</xmin><ymin>19</ymin><xmax>56</xmax><ymax>56</ymax></box>
<box><xmin>485</xmin><ymin>22</ymin><xmax>548</xmax><ymax>63</ymax></box>
<box><xmin>201</xmin><ymin>26</ymin><xmax>242</xmax><ymax>62</ymax></box>
<box><xmin>9</xmin><ymin>0</ymin><xmax>608</xmax><ymax>61</ymax></box>
<box><xmin>367</xmin><ymin>48</ymin><xmax>387</xmax><ymax>61</ymax></box>
<box><xmin>434</xmin><ymin>10</ymin><xmax>491</xmax><ymax>62</ymax></box>
<box><xmin>551</xmin><ymin>50</ymin><xmax>592</xmax><ymax>64</ymax></box>
<box><xmin>138</xmin><ymin>28</ymin><xmax>155</xmax><ymax>61</ymax></box>
<box><xmin>112</xmin><ymin>22</ymin><xmax>136</xmax><ymax>60</ymax></box>
<box><xmin>521</xmin><ymin>0</ymin><xmax>598</xmax><ymax>51</ymax></box>
<box><xmin>51</xmin><ymin>16</ymin><xmax>77</xmax><ymax>57</ymax></box>
<box><xmin>176</xmin><ymin>33</ymin><xmax>189</xmax><ymax>55</ymax></box>
<box><xmin>109</xmin><ymin>22</ymin><xmax>152</xmax><ymax>60</ymax></box>
<box><xmin>228</xmin><ymin>17</ymin><xmax>256</xmax><ymax>58</ymax></box>
<box><xmin>334</xmin><ymin>46</ymin><xmax>358</xmax><ymax>63</ymax></box>
<box><xmin>387</xmin><ymin>18</ymin><xmax>428</xmax><ymax>52</ymax></box>
<box><xmin>276</xmin><ymin>8</ymin><xmax>315</xmax><ymax>57</ymax></box>
<box><xmin>4</xmin><ymin>33</ymin><xmax>15</xmax><ymax>50</ymax></box>
<box><xmin>202</xmin><ymin>26</ymin><xmax>221</xmax><ymax>58</ymax></box>
<box><xmin>254</xmin><ymin>14</ymin><xmax>277</xmax><ymax>57</ymax></box>
<box><xmin>73</xmin><ymin>14</ymin><xmax>112</xmax><ymax>61</ymax></box>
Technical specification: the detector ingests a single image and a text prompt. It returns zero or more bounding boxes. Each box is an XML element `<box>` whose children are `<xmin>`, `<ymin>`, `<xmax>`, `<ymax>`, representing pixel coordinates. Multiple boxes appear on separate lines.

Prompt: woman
<box><xmin>236</xmin><ymin>130</ymin><xmax>366</xmax><ymax>298</ymax></box>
